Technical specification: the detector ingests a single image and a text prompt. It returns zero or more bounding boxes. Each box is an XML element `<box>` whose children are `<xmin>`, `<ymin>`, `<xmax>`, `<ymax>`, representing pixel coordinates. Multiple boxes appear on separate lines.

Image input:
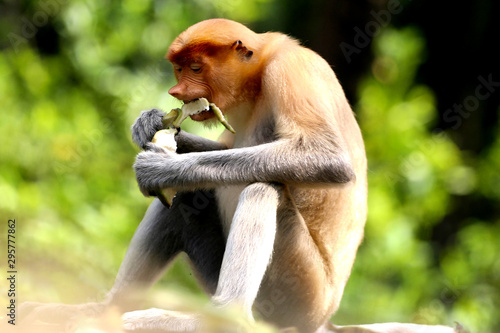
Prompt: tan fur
<box><xmin>166</xmin><ymin>19</ymin><xmax>367</xmax><ymax>332</ymax></box>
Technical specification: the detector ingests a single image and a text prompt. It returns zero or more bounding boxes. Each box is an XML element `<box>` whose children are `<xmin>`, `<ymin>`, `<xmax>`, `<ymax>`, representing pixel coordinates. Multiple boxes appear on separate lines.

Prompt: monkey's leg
<box><xmin>121</xmin><ymin>190</ymin><xmax>228</xmax><ymax>332</ymax></box>
<box><xmin>105</xmin><ymin>199</ymin><xmax>182</xmax><ymax>310</ymax></box>
<box><xmin>212</xmin><ymin>182</ymin><xmax>281</xmax><ymax>318</ymax></box>
<box><xmin>122</xmin><ymin>183</ymin><xmax>280</xmax><ymax>332</ymax></box>
<box><xmin>108</xmin><ymin>190</ymin><xmax>224</xmax><ymax>310</ymax></box>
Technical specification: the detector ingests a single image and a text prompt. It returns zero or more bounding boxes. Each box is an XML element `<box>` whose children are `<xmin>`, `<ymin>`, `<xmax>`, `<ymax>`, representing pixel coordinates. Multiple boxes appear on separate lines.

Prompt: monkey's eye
<box><xmin>173</xmin><ymin>65</ymin><xmax>182</xmax><ymax>72</ymax></box>
<box><xmin>190</xmin><ymin>63</ymin><xmax>202</xmax><ymax>73</ymax></box>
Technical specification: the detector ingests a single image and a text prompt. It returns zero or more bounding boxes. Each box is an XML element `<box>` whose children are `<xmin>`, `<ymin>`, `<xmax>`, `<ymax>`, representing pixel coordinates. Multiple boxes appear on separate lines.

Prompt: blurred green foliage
<box><xmin>0</xmin><ymin>0</ymin><xmax>499</xmax><ymax>332</ymax></box>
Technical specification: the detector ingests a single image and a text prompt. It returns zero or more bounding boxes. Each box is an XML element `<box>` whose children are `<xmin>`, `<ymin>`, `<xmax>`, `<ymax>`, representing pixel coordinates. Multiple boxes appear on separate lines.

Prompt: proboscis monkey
<box><xmin>126</xmin><ymin>18</ymin><xmax>366</xmax><ymax>332</ymax></box>
<box><xmin>20</xmin><ymin>18</ymin><xmax>457</xmax><ymax>333</ymax></box>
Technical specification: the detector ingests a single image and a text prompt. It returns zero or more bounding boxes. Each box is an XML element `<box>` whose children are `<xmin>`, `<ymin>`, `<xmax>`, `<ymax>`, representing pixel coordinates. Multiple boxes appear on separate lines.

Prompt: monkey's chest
<box><xmin>215</xmin><ymin>185</ymin><xmax>246</xmax><ymax>237</ymax></box>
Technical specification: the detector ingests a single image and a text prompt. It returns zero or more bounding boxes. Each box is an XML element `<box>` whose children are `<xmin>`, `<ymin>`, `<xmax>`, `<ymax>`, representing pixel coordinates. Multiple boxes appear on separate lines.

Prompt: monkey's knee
<box><xmin>239</xmin><ymin>182</ymin><xmax>282</xmax><ymax>206</ymax></box>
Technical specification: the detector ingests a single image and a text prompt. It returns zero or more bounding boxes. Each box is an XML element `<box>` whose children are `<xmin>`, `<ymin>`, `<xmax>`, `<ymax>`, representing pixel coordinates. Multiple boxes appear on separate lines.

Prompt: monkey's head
<box><xmin>166</xmin><ymin>19</ymin><xmax>262</xmax><ymax>123</ymax></box>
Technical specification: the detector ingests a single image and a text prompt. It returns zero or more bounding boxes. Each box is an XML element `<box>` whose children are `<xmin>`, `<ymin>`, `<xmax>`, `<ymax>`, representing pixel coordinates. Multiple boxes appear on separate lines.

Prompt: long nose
<box><xmin>168</xmin><ymin>83</ymin><xmax>186</xmax><ymax>99</ymax></box>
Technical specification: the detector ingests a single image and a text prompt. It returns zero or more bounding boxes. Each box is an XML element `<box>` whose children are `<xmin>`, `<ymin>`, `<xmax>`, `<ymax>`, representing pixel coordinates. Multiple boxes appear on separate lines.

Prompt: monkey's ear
<box><xmin>232</xmin><ymin>40</ymin><xmax>254</xmax><ymax>59</ymax></box>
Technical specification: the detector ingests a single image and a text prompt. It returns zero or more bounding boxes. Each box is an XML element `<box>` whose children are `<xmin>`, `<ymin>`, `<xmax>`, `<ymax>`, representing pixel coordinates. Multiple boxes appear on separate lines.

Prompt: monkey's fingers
<box><xmin>131</xmin><ymin>108</ymin><xmax>166</xmax><ymax>149</ymax></box>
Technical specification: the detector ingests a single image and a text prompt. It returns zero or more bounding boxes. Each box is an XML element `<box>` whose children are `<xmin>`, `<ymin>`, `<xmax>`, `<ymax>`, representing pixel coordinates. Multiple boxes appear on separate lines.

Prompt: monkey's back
<box><xmin>256</xmin><ymin>39</ymin><xmax>367</xmax><ymax>329</ymax></box>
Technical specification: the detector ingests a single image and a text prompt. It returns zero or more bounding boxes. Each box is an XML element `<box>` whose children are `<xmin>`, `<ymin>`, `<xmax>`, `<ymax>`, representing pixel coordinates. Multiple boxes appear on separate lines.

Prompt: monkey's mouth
<box><xmin>181</xmin><ymin>98</ymin><xmax>235</xmax><ymax>133</ymax></box>
<box><xmin>182</xmin><ymin>99</ymin><xmax>215</xmax><ymax>121</ymax></box>
<box><xmin>190</xmin><ymin>110</ymin><xmax>215</xmax><ymax>121</ymax></box>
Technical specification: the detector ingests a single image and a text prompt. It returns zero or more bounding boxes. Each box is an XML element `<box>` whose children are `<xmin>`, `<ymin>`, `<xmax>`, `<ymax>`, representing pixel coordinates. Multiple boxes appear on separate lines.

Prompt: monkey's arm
<box><xmin>175</xmin><ymin>131</ymin><xmax>228</xmax><ymax>153</ymax></box>
<box><xmin>134</xmin><ymin>138</ymin><xmax>354</xmax><ymax>194</ymax></box>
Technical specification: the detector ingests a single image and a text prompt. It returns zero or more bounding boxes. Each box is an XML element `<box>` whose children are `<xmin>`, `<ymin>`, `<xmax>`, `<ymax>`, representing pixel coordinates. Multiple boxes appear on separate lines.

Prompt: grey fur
<box><xmin>134</xmin><ymin>138</ymin><xmax>354</xmax><ymax>194</ymax></box>
<box><xmin>213</xmin><ymin>183</ymin><xmax>281</xmax><ymax>317</ymax></box>
<box><xmin>131</xmin><ymin>108</ymin><xmax>166</xmax><ymax>149</ymax></box>
<box><xmin>107</xmin><ymin>192</ymin><xmax>225</xmax><ymax>309</ymax></box>
<box><xmin>131</xmin><ymin>108</ymin><xmax>228</xmax><ymax>153</ymax></box>
<box><xmin>176</xmin><ymin>131</ymin><xmax>228</xmax><ymax>153</ymax></box>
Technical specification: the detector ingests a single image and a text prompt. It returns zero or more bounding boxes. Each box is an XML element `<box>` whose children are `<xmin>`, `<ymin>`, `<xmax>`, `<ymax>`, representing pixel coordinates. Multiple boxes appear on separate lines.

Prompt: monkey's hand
<box><xmin>134</xmin><ymin>144</ymin><xmax>180</xmax><ymax>197</ymax></box>
<box><xmin>131</xmin><ymin>108</ymin><xmax>166</xmax><ymax>149</ymax></box>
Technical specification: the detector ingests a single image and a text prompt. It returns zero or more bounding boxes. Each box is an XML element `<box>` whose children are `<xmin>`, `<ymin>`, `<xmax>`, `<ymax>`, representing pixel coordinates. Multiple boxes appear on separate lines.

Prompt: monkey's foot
<box><xmin>122</xmin><ymin>308</ymin><xmax>200</xmax><ymax>331</ymax></box>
